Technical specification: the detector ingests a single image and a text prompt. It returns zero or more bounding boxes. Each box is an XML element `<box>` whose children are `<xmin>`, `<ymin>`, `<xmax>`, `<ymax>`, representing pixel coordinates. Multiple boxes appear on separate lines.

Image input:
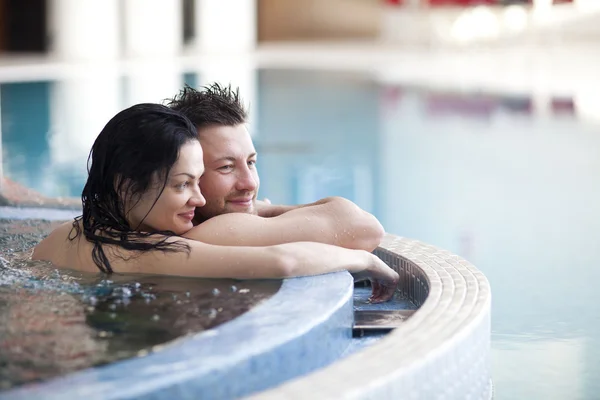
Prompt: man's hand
<box><xmin>255</xmin><ymin>198</ymin><xmax>296</xmax><ymax>218</ymax></box>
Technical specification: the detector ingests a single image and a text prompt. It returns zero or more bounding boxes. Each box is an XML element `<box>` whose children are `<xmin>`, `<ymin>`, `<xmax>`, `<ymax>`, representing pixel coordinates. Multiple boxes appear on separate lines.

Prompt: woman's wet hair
<box><xmin>165</xmin><ymin>82</ymin><xmax>247</xmax><ymax>129</ymax></box>
<box><xmin>71</xmin><ymin>103</ymin><xmax>199</xmax><ymax>273</ymax></box>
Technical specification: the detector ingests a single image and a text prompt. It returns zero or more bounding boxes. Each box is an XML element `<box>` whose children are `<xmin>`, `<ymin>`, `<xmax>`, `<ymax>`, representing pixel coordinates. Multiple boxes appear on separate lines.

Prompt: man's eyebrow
<box><xmin>213</xmin><ymin>153</ymin><xmax>257</xmax><ymax>163</ymax></box>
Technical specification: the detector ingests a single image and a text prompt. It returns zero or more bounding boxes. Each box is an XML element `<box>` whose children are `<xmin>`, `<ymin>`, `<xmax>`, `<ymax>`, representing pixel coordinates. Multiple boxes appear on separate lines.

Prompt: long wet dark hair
<box><xmin>70</xmin><ymin>103</ymin><xmax>199</xmax><ymax>274</ymax></box>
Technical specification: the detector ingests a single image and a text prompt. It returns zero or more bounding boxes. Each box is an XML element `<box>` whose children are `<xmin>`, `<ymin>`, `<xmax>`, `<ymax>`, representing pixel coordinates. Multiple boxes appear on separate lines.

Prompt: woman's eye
<box><xmin>176</xmin><ymin>181</ymin><xmax>189</xmax><ymax>190</ymax></box>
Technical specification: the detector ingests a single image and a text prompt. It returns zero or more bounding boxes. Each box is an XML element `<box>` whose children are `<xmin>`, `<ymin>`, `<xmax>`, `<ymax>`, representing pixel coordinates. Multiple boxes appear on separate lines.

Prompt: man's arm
<box><xmin>184</xmin><ymin>196</ymin><xmax>384</xmax><ymax>251</ymax></box>
<box><xmin>255</xmin><ymin>199</ymin><xmax>294</xmax><ymax>218</ymax></box>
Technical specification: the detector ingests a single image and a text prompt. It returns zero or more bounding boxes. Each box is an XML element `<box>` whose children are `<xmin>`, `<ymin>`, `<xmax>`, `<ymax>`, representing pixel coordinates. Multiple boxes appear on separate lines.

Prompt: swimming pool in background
<box><xmin>2</xmin><ymin>66</ymin><xmax>600</xmax><ymax>399</ymax></box>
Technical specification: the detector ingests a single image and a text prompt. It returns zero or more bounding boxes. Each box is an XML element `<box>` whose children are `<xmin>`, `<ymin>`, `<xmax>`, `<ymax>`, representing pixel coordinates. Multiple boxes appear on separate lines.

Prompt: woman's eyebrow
<box><xmin>171</xmin><ymin>172</ymin><xmax>197</xmax><ymax>179</ymax></box>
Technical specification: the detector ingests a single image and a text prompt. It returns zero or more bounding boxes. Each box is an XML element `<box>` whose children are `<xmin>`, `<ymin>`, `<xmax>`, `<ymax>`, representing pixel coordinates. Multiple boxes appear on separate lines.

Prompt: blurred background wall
<box><xmin>258</xmin><ymin>0</ymin><xmax>381</xmax><ymax>41</ymax></box>
<box><xmin>1</xmin><ymin>0</ymin><xmax>597</xmax><ymax>56</ymax></box>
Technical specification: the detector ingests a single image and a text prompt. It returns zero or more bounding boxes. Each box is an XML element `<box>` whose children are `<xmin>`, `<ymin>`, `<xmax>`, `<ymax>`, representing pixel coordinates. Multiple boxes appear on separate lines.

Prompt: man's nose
<box><xmin>235</xmin><ymin>167</ymin><xmax>258</xmax><ymax>192</ymax></box>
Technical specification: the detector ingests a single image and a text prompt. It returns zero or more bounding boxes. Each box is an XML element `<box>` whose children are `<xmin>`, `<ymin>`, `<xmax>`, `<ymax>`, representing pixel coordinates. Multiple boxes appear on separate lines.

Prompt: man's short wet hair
<box><xmin>166</xmin><ymin>82</ymin><xmax>247</xmax><ymax>129</ymax></box>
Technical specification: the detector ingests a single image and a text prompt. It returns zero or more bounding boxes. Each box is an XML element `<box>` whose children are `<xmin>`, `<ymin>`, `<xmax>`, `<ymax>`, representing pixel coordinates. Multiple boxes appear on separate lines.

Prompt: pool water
<box><xmin>0</xmin><ymin>219</ymin><xmax>281</xmax><ymax>390</ymax></box>
<box><xmin>2</xmin><ymin>67</ymin><xmax>600</xmax><ymax>399</ymax></box>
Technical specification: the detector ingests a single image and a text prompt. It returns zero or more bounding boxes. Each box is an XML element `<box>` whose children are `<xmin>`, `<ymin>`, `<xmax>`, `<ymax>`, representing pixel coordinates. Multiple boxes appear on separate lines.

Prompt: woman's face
<box><xmin>127</xmin><ymin>140</ymin><xmax>206</xmax><ymax>235</ymax></box>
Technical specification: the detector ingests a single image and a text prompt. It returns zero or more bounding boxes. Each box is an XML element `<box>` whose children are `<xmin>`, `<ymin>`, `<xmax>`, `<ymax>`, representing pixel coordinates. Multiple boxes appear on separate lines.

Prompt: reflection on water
<box><xmin>492</xmin><ymin>335</ymin><xmax>587</xmax><ymax>400</ymax></box>
<box><xmin>0</xmin><ymin>219</ymin><xmax>281</xmax><ymax>390</ymax></box>
<box><xmin>2</xmin><ymin>67</ymin><xmax>600</xmax><ymax>398</ymax></box>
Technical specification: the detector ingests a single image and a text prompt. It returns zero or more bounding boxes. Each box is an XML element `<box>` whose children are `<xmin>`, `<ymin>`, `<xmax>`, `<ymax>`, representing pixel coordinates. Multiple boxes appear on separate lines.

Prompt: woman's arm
<box><xmin>33</xmin><ymin>226</ymin><xmax>399</xmax><ymax>303</ymax></box>
<box><xmin>130</xmin><ymin>238</ymin><xmax>399</xmax><ymax>303</ymax></box>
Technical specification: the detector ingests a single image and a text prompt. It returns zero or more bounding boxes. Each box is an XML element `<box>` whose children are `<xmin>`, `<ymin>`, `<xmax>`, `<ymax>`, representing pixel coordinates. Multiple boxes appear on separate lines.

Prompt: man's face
<box><xmin>195</xmin><ymin>124</ymin><xmax>260</xmax><ymax>222</ymax></box>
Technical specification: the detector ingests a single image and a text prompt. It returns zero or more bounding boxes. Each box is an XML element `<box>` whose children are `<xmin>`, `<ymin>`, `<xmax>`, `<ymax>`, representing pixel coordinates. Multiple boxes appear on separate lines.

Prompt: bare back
<box><xmin>32</xmin><ymin>221</ymin><xmax>100</xmax><ymax>273</ymax></box>
<box><xmin>32</xmin><ymin>221</ymin><xmax>164</xmax><ymax>274</ymax></box>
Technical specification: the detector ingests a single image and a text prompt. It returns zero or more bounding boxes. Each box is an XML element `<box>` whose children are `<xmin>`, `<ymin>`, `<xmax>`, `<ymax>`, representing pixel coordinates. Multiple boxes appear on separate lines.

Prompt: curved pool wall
<box><xmin>252</xmin><ymin>234</ymin><xmax>493</xmax><ymax>399</ymax></box>
<box><xmin>0</xmin><ymin>207</ymin><xmax>492</xmax><ymax>399</ymax></box>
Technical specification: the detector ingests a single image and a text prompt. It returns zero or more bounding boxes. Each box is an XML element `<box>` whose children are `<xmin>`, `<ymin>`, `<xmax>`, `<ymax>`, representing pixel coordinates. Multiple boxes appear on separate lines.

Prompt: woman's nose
<box><xmin>190</xmin><ymin>189</ymin><xmax>206</xmax><ymax>207</ymax></box>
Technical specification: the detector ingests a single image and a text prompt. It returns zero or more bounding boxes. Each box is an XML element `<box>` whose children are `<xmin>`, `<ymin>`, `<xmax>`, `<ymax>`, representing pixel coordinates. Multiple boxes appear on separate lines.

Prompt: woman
<box><xmin>33</xmin><ymin>104</ymin><xmax>398</xmax><ymax>303</ymax></box>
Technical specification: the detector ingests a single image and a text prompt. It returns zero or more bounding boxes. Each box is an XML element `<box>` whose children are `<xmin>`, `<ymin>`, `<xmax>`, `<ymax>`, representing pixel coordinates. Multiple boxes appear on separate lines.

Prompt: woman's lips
<box><xmin>178</xmin><ymin>211</ymin><xmax>195</xmax><ymax>220</ymax></box>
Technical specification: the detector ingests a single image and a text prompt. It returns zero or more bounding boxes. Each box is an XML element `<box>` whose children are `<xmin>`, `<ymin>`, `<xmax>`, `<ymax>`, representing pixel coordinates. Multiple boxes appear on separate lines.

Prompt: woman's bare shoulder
<box><xmin>32</xmin><ymin>221</ymin><xmax>79</xmax><ymax>263</ymax></box>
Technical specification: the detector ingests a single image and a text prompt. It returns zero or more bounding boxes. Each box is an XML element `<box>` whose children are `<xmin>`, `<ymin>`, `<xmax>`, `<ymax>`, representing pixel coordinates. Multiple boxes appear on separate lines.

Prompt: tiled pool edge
<box><xmin>249</xmin><ymin>234</ymin><xmax>493</xmax><ymax>399</ymax></box>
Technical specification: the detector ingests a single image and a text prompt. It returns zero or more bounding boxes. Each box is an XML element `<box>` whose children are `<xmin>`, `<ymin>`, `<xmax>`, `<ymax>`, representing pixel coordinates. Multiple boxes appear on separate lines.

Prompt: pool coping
<box><xmin>249</xmin><ymin>234</ymin><xmax>493</xmax><ymax>399</ymax></box>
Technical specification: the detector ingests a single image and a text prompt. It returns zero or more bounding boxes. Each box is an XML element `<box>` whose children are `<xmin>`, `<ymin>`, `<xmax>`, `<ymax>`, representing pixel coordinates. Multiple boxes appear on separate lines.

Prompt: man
<box><xmin>166</xmin><ymin>83</ymin><xmax>384</xmax><ymax>251</ymax></box>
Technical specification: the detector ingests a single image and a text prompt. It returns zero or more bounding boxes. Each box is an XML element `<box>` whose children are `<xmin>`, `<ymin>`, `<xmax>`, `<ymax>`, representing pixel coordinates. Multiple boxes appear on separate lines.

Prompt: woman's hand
<box><xmin>353</xmin><ymin>254</ymin><xmax>399</xmax><ymax>303</ymax></box>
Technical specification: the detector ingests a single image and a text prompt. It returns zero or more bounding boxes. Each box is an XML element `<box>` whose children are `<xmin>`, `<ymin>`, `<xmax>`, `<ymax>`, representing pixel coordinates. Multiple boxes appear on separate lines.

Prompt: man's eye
<box><xmin>219</xmin><ymin>165</ymin><xmax>233</xmax><ymax>171</ymax></box>
<box><xmin>248</xmin><ymin>160</ymin><xmax>256</xmax><ymax>167</ymax></box>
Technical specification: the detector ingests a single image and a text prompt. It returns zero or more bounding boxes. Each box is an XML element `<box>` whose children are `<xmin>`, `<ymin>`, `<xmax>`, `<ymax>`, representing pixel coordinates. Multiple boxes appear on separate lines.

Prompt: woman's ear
<box><xmin>114</xmin><ymin>175</ymin><xmax>134</xmax><ymax>216</ymax></box>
